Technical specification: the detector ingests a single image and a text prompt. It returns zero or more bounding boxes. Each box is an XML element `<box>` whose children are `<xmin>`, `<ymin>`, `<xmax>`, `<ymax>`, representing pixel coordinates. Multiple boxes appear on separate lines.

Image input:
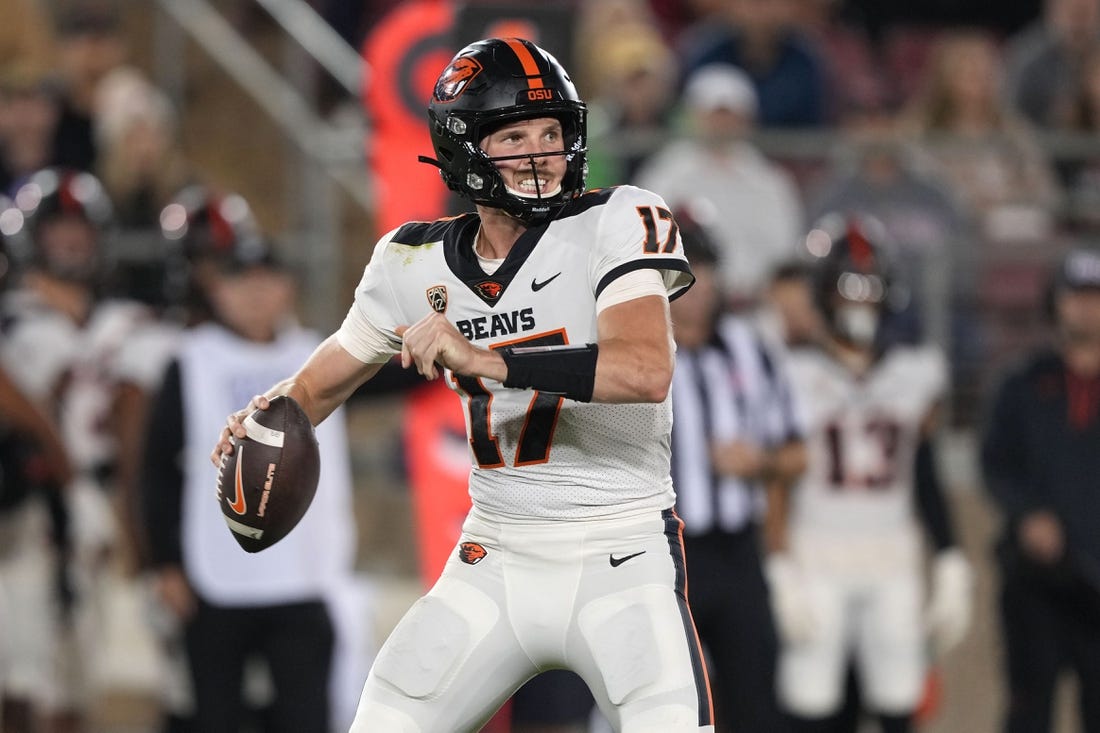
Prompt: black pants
<box><xmin>184</xmin><ymin>598</ymin><xmax>334</xmax><ymax>733</ymax></box>
<box><xmin>684</xmin><ymin>527</ymin><xmax>786</xmax><ymax>733</ymax></box>
<box><xmin>1000</xmin><ymin>569</ymin><xmax>1100</xmax><ymax>733</ymax></box>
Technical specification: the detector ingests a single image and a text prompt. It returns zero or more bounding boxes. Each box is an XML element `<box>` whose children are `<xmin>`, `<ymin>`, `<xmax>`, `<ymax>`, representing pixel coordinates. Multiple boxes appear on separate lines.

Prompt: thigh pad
<box><xmin>372</xmin><ymin>581</ymin><xmax>500</xmax><ymax>700</ymax></box>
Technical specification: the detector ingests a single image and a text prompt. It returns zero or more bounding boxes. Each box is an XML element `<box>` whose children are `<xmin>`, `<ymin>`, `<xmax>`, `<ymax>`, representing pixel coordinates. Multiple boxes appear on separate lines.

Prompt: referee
<box><xmin>670</xmin><ymin>215</ymin><xmax>805</xmax><ymax>733</ymax></box>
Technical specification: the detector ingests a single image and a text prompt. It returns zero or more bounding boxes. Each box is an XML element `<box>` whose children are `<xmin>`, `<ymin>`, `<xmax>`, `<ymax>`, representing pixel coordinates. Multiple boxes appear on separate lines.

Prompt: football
<box><xmin>216</xmin><ymin>395</ymin><xmax>320</xmax><ymax>553</ymax></box>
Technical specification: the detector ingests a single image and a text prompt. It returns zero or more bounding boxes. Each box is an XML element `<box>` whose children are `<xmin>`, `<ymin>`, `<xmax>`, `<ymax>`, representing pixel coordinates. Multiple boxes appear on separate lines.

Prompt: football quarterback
<box><xmin>213</xmin><ymin>37</ymin><xmax>714</xmax><ymax>733</ymax></box>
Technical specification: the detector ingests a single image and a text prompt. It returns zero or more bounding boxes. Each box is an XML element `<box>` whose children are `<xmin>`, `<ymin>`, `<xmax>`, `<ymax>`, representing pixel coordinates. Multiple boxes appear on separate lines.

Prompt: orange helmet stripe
<box><xmin>504</xmin><ymin>37</ymin><xmax>544</xmax><ymax>89</ymax></box>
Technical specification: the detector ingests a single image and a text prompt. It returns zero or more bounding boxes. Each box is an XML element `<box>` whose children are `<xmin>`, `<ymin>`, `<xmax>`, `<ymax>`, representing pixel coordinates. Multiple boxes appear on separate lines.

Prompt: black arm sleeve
<box><xmin>915</xmin><ymin>438</ymin><xmax>956</xmax><ymax>552</ymax></box>
<box><xmin>140</xmin><ymin>359</ymin><xmax>186</xmax><ymax>567</ymax></box>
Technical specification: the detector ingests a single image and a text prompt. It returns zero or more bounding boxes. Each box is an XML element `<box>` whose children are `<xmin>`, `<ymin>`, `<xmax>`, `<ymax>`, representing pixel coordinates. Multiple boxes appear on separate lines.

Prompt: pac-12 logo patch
<box><xmin>459</xmin><ymin>542</ymin><xmax>487</xmax><ymax>565</ymax></box>
<box><xmin>426</xmin><ymin>285</ymin><xmax>448</xmax><ymax>314</ymax></box>
<box><xmin>434</xmin><ymin>57</ymin><xmax>483</xmax><ymax>103</ymax></box>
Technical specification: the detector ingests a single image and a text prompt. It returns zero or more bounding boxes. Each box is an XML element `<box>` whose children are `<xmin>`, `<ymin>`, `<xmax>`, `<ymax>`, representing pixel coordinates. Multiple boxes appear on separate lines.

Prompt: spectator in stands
<box><xmin>1054</xmin><ymin>42</ymin><xmax>1100</xmax><ymax>232</ymax></box>
<box><xmin>1004</xmin><ymin>0</ymin><xmax>1100</xmax><ymax>128</ymax></box>
<box><xmin>0</xmin><ymin>0</ymin><xmax>57</xmax><ymax>77</ymax></box>
<box><xmin>50</xmin><ymin>2</ymin><xmax>129</xmax><ymax>173</ymax></box>
<box><xmin>982</xmin><ymin>245</ymin><xmax>1100</xmax><ymax>733</ymax></box>
<box><xmin>794</xmin><ymin>0</ymin><xmax>885</xmax><ymax>126</ymax></box>
<box><xmin>900</xmin><ymin>29</ymin><xmax>1061</xmax><ymax>246</ymax></box>
<box><xmin>0</xmin><ymin>66</ymin><xmax>59</xmax><ymax>195</ymax></box>
<box><xmin>581</xmin><ymin>27</ymin><xmax>679</xmax><ymax>187</ymax></box>
<box><xmin>810</xmin><ymin>83</ymin><xmax>969</xmax><ymax>339</ymax></box>
<box><xmin>320</xmin><ymin>0</ymin><xmax>402</xmax><ymax>49</ymax></box>
<box><xmin>680</xmin><ymin>0</ymin><xmax>828</xmax><ymax>127</ymax></box>
<box><xmin>94</xmin><ymin>67</ymin><xmax>190</xmax><ymax>230</ymax></box>
<box><xmin>636</xmin><ymin>64</ymin><xmax>804</xmax><ymax>308</ymax></box>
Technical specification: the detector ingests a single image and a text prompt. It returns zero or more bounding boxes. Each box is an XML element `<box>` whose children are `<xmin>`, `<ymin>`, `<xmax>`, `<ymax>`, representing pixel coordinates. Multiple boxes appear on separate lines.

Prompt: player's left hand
<box><xmin>210</xmin><ymin>394</ymin><xmax>270</xmax><ymax>466</ymax></box>
<box><xmin>396</xmin><ymin>312</ymin><xmax>482</xmax><ymax>380</ymax></box>
<box><xmin>925</xmin><ymin>548</ymin><xmax>973</xmax><ymax>657</ymax></box>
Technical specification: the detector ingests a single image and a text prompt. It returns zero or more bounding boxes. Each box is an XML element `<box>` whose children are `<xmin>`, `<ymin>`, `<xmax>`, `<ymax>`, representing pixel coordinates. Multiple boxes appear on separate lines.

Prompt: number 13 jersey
<box><xmin>786</xmin><ymin>344</ymin><xmax>947</xmax><ymax>536</ymax></box>
<box><xmin>338</xmin><ymin>186</ymin><xmax>694</xmax><ymax>520</ymax></box>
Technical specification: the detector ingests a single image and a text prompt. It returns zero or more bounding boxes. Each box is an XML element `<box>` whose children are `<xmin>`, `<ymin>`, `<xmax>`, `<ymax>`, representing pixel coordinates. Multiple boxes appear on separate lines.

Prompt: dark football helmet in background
<box><xmin>159</xmin><ymin>185</ymin><xmax>266</xmax><ymax>263</ymax></box>
<box><xmin>804</xmin><ymin>212</ymin><xmax>902</xmax><ymax>347</ymax></box>
<box><xmin>159</xmin><ymin>185</ymin><xmax>274</xmax><ymax>321</ymax></box>
<box><xmin>420</xmin><ymin>37</ymin><xmax>588</xmax><ymax>223</ymax></box>
<box><xmin>4</xmin><ymin>168</ymin><xmax>114</xmax><ymax>285</ymax></box>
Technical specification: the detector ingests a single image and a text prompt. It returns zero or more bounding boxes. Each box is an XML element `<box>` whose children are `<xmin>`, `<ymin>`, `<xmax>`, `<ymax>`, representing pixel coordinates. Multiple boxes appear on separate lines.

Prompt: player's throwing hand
<box><xmin>396</xmin><ymin>312</ymin><xmax>504</xmax><ymax>382</ymax></box>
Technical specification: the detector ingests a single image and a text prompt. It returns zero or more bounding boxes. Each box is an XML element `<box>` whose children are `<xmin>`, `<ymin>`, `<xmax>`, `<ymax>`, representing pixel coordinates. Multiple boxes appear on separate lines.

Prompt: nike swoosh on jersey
<box><xmin>229</xmin><ymin>444</ymin><xmax>248</xmax><ymax>515</ymax></box>
<box><xmin>531</xmin><ymin>272</ymin><xmax>562</xmax><ymax>291</ymax></box>
<box><xmin>609</xmin><ymin>550</ymin><xmax>646</xmax><ymax>567</ymax></box>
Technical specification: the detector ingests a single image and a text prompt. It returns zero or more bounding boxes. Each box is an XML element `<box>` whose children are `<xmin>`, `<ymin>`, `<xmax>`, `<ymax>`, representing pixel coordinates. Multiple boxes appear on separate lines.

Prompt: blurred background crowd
<box><xmin>1</xmin><ymin>0</ymin><xmax>1099</xmax><ymax>731</ymax></box>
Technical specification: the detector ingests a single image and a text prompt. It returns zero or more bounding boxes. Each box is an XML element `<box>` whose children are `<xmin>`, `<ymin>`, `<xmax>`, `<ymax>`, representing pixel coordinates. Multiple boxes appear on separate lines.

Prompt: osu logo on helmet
<box><xmin>459</xmin><ymin>542</ymin><xmax>487</xmax><ymax>565</ymax></box>
<box><xmin>434</xmin><ymin>57</ymin><xmax>483</xmax><ymax>103</ymax></box>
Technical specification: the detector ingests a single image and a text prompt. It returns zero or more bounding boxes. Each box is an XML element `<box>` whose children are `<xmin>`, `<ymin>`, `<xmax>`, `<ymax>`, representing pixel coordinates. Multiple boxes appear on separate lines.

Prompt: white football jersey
<box><xmin>787</xmin><ymin>344</ymin><xmax>946</xmax><ymax>535</ymax></box>
<box><xmin>0</xmin><ymin>293</ymin><xmax>165</xmax><ymax>476</ymax></box>
<box><xmin>341</xmin><ymin>186</ymin><xmax>693</xmax><ymax>519</ymax></box>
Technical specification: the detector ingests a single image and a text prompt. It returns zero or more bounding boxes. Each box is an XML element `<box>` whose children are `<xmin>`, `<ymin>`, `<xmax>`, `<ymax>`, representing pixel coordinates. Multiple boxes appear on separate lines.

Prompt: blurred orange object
<box><xmin>915</xmin><ymin>666</ymin><xmax>942</xmax><ymax>724</ymax></box>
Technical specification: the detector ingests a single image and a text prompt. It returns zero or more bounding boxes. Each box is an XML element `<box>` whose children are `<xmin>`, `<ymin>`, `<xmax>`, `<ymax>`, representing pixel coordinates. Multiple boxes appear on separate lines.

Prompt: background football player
<box><xmin>0</xmin><ymin>167</ymin><xmax>169</xmax><ymax>731</ymax></box>
<box><xmin>140</xmin><ymin>214</ymin><xmax>363</xmax><ymax>733</ymax></box>
<box><xmin>768</xmin><ymin>215</ymin><xmax>973</xmax><ymax>733</ymax></box>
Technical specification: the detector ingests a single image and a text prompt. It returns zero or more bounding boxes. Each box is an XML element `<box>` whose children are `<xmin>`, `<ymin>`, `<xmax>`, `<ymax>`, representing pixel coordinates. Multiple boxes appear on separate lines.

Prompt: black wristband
<box><xmin>916</xmin><ymin>438</ymin><xmax>955</xmax><ymax>551</ymax></box>
<box><xmin>500</xmin><ymin>343</ymin><xmax>599</xmax><ymax>402</ymax></box>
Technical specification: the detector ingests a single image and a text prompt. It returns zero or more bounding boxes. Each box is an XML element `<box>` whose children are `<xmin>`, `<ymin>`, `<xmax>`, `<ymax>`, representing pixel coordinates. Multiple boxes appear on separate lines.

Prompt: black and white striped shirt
<box><xmin>672</xmin><ymin>315</ymin><xmax>803</xmax><ymax>535</ymax></box>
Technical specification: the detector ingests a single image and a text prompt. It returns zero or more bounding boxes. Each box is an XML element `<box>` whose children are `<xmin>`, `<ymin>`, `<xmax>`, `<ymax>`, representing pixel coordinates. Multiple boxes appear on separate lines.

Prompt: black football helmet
<box><xmin>159</xmin><ymin>185</ymin><xmax>266</xmax><ymax>263</ymax></box>
<box><xmin>4</xmin><ymin>168</ymin><xmax>114</xmax><ymax>284</ymax></box>
<box><xmin>158</xmin><ymin>186</ymin><xmax>275</xmax><ymax>319</ymax></box>
<box><xmin>421</xmin><ymin>37</ymin><xmax>588</xmax><ymax>223</ymax></box>
<box><xmin>805</xmin><ymin>213</ymin><xmax>896</xmax><ymax>345</ymax></box>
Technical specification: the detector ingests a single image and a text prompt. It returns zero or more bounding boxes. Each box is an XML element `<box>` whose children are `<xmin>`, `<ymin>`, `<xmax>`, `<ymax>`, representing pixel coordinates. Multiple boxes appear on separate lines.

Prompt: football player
<box><xmin>142</xmin><ymin>220</ymin><xmax>362</xmax><ymax>733</ymax></box>
<box><xmin>769</xmin><ymin>215</ymin><xmax>973</xmax><ymax>733</ymax></box>
<box><xmin>0</xmin><ymin>192</ymin><xmax>74</xmax><ymax>733</ymax></box>
<box><xmin>0</xmin><ymin>168</ymin><xmax>180</xmax><ymax>730</ymax></box>
<box><xmin>212</xmin><ymin>37</ymin><xmax>713</xmax><ymax>733</ymax></box>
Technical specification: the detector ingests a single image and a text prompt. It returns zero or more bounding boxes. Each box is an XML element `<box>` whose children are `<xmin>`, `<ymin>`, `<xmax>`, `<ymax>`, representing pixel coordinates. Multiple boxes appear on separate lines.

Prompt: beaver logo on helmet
<box><xmin>459</xmin><ymin>542</ymin><xmax>488</xmax><ymax>565</ymax></box>
<box><xmin>434</xmin><ymin>57</ymin><xmax>483</xmax><ymax>103</ymax></box>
